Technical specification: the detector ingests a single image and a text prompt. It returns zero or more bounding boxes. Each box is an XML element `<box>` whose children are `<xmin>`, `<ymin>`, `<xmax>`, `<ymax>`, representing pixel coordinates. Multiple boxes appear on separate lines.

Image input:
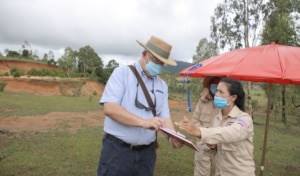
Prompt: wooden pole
<box><xmin>260</xmin><ymin>83</ymin><xmax>272</xmax><ymax>176</ymax></box>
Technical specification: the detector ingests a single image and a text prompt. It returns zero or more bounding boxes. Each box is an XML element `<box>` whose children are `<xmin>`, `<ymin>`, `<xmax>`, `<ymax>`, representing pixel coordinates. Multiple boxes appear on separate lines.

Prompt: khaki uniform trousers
<box><xmin>194</xmin><ymin>144</ymin><xmax>216</xmax><ymax>176</ymax></box>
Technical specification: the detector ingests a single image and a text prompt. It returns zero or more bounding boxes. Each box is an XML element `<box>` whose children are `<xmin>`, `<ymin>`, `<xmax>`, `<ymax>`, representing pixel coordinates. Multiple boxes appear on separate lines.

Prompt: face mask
<box><xmin>210</xmin><ymin>84</ymin><xmax>217</xmax><ymax>95</ymax></box>
<box><xmin>146</xmin><ymin>60</ymin><xmax>162</xmax><ymax>76</ymax></box>
<box><xmin>214</xmin><ymin>96</ymin><xmax>229</xmax><ymax>109</ymax></box>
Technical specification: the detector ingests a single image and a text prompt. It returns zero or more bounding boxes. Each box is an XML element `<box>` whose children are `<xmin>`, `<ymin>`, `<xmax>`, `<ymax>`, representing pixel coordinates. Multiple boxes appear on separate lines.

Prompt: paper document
<box><xmin>159</xmin><ymin>127</ymin><xmax>200</xmax><ymax>151</ymax></box>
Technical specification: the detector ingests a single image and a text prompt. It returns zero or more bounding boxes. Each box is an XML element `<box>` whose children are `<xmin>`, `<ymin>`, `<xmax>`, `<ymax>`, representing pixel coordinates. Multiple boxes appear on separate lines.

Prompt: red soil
<box><xmin>0</xmin><ymin>60</ymin><xmax>187</xmax><ymax>133</ymax></box>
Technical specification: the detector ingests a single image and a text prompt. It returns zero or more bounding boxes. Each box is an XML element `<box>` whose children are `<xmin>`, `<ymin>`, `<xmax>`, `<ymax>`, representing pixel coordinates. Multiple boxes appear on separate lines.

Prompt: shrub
<box><xmin>40</xmin><ymin>68</ymin><xmax>49</xmax><ymax>76</ymax></box>
<box><xmin>10</xmin><ymin>67</ymin><xmax>23</xmax><ymax>77</ymax></box>
<box><xmin>0</xmin><ymin>82</ymin><xmax>7</xmax><ymax>91</ymax></box>
<box><xmin>70</xmin><ymin>83</ymin><xmax>83</xmax><ymax>97</ymax></box>
<box><xmin>59</xmin><ymin>85</ymin><xmax>68</xmax><ymax>96</ymax></box>
<box><xmin>49</xmin><ymin>70</ymin><xmax>58</xmax><ymax>77</ymax></box>
<box><xmin>12</xmin><ymin>71</ymin><xmax>23</xmax><ymax>77</ymax></box>
<box><xmin>28</xmin><ymin>68</ymin><xmax>39</xmax><ymax>76</ymax></box>
<box><xmin>10</xmin><ymin>67</ymin><xmax>18</xmax><ymax>74</ymax></box>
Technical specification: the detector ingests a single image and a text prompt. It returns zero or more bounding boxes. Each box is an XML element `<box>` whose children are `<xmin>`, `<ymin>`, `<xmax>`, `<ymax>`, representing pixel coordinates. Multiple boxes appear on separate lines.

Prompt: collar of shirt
<box><xmin>216</xmin><ymin>105</ymin><xmax>240</xmax><ymax>121</ymax></box>
<box><xmin>134</xmin><ymin>62</ymin><xmax>157</xmax><ymax>80</ymax></box>
<box><xmin>227</xmin><ymin>105</ymin><xmax>241</xmax><ymax>118</ymax></box>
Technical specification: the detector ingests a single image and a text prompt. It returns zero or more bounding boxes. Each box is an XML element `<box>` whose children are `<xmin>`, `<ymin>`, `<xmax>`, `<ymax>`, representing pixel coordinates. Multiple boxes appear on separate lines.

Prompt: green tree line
<box><xmin>2</xmin><ymin>44</ymin><xmax>119</xmax><ymax>84</ymax></box>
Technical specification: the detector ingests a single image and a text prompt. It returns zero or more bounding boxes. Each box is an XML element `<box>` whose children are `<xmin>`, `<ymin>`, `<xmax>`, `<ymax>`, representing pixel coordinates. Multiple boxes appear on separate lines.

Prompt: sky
<box><xmin>0</xmin><ymin>0</ymin><xmax>222</xmax><ymax>66</ymax></box>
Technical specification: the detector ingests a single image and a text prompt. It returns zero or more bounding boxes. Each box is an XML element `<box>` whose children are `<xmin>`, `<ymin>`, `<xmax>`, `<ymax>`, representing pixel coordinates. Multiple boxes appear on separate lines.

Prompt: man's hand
<box><xmin>141</xmin><ymin>117</ymin><xmax>164</xmax><ymax>131</ymax></box>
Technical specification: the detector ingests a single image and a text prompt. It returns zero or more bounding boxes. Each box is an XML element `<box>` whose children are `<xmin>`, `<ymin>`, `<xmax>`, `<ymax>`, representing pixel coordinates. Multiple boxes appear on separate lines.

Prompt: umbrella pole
<box><xmin>259</xmin><ymin>83</ymin><xmax>273</xmax><ymax>176</ymax></box>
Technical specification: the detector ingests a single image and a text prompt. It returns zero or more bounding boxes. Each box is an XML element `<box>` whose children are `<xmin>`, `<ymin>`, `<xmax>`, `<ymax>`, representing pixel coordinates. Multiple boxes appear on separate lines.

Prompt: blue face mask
<box><xmin>210</xmin><ymin>84</ymin><xmax>217</xmax><ymax>95</ymax></box>
<box><xmin>213</xmin><ymin>96</ymin><xmax>229</xmax><ymax>109</ymax></box>
<box><xmin>146</xmin><ymin>60</ymin><xmax>162</xmax><ymax>76</ymax></box>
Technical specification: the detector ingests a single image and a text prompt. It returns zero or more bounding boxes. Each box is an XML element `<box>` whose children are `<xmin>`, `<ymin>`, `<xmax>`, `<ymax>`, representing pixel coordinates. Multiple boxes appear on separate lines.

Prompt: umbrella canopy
<box><xmin>180</xmin><ymin>42</ymin><xmax>300</xmax><ymax>176</ymax></box>
<box><xmin>180</xmin><ymin>42</ymin><xmax>300</xmax><ymax>85</ymax></box>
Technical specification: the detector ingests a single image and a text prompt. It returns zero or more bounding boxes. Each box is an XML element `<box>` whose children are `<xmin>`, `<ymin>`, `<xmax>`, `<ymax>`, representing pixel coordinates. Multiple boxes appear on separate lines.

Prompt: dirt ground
<box><xmin>0</xmin><ymin>100</ymin><xmax>188</xmax><ymax>133</ymax></box>
<box><xmin>0</xmin><ymin>60</ymin><xmax>189</xmax><ymax>133</ymax></box>
<box><xmin>0</xmin><ymin>111</ymin><xmax>104</xmax><ymax>133</ymax></box>
<box><xmin>0</xmin><ymin>60</ymin><xmax>101</xmax><ymax>133</ymax></box>
<box><xmin>0</xmin><ymin>77</ymin><xmax>107</xmax><ymax>133</ymax></box>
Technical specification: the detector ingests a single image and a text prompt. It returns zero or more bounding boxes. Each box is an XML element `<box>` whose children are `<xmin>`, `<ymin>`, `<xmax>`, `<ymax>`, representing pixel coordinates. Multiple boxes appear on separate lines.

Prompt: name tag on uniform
<box><xmin>225</xmin><ymin>121</ymin><xmax>234</xmax><ymax>126</ymax></box>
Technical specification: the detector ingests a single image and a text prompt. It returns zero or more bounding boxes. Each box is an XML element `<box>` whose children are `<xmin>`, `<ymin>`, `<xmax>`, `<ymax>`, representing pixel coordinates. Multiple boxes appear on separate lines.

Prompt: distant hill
<box><xmin>164</xmin><ymin>60</ymin><xmax>192</xmax><ymax>73</ymax></box>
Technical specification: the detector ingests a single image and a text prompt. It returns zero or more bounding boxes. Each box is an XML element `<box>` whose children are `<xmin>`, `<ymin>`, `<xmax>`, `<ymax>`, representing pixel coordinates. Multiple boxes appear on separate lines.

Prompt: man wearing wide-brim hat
<box><xmin>97</xmin><ymin>36</ymin><xmax>182</xmax><ymax>176</ymax></box>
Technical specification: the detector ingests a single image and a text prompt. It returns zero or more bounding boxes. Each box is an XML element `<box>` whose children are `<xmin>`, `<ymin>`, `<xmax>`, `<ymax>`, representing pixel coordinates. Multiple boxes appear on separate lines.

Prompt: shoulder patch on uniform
<box><xmin>236</xmin><ymin>118</ymin><xmax>249</xmax><ymax>129</ymax></box>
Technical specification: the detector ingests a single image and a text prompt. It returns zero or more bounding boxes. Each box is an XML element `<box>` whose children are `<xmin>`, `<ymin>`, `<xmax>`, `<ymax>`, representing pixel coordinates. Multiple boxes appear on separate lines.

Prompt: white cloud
<box><xmin>0</xmin><ymin>0</ymin><xmax>222</xmax><ymax>65</ymax></box>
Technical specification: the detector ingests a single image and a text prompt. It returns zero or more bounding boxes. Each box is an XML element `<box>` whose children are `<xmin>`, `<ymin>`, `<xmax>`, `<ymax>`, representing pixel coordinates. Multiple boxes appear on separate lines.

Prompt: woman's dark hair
<box><xmin>220</xmin><ymin>78</ymin><xmax>245</xmax><ymax>111</ymax></box>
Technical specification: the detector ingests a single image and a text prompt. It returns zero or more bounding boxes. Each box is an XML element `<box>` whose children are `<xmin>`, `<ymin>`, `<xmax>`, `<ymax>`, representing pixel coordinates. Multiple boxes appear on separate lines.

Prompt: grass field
<box><xmin>0</xmin><ymin>92</ymin><xmax>101</xmax><ymax>117</ymax></box>
<box><xmin>0</xmin><ymin>91</ymin><xmax>300</xmax><ymax>176</ymax></box>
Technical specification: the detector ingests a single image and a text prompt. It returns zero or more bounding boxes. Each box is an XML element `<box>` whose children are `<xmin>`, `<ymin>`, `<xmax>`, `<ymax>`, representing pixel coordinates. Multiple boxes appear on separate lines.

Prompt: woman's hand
<box><xmin>206</xmin><ymin>143</ymin><xmax>217</xmax><ymax>150</ymax></box>
<box><xmin>175</xmin><ymin>116</ymin><xmax>201</xmax><ymax>138</ymax></box>
<box><xmin>200</xmin><ymin>87</ymin><xmax>212</xmax><ymax>102</ymax></box>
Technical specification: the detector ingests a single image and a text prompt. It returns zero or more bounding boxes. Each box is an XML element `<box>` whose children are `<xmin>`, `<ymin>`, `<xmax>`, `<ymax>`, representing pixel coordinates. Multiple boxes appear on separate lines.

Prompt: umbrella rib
<box><xmin>229</xmin><ymin>49</ymin><xmax>253</xmax><ymax>77</ymax></box>
<box><xmin>276</xmin><ymin>45</ymin><xmax>285</xmax><ymax>80</ymax></box>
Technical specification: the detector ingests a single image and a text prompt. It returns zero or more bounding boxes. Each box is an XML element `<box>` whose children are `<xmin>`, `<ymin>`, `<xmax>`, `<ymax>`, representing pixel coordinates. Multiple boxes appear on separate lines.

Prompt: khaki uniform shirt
<box><xmin>192</xmin><ymin>99</ymin><xmax>220</xmax><ymax>176</ymax></box>
<box><xmin>200</xmin><ymin>106</ymin><xmax>255</xmax><ymax>176</ymax></box>
<box><xmin>192</xmin><ymin>98</ymin><xmax>219</xmax><ymax>129</ymax></box>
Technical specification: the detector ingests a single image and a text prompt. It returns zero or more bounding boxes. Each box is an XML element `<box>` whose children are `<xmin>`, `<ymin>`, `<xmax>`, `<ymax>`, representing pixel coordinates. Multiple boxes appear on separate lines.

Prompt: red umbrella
<box><xmin>180</xmin><ymin>42</ymin><xmax>300</xmax><ymax>84</ymax></box>
<box><xmin>180</xmin><ymin>42</ymin><xmax>300</xmax><ymax>176</ymax></box>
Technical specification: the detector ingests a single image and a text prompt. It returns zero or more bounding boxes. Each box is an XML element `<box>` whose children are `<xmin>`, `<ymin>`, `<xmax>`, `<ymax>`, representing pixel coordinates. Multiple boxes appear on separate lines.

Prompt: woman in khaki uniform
<box><xmin>192</xmin><ymin>76</ymin><xmax>221</xmax><ymax>176</ymax></box>
<box><xmin>176</xmin><ymin>78</ymin><xmax>255</xmax><ymax>176</ymax></box>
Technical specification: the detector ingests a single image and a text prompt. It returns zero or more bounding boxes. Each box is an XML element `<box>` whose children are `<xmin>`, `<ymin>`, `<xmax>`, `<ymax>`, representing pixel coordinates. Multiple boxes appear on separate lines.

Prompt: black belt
<box><xmin>105</xmin><ymin>133</ymin><xmax>154</xmax><ymax>151</ymax></box>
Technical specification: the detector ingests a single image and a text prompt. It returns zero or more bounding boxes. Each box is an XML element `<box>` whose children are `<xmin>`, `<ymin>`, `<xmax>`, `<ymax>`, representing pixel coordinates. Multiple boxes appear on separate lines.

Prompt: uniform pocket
<box><xmin>200</xmin><ymin>113</ymin><xmax>212</xmax><ymax>123</ymax></box>
<box><xmin>222</xmin><ymin>143</ymin><xmax>238</xmax><ymax>152</ymax></box>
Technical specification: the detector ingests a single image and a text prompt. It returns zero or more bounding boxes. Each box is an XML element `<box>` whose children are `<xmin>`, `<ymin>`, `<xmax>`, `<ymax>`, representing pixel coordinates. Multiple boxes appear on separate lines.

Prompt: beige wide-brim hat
<box><xmin>137</xmin><ymin>36</ymin><xmax>177</xmax><ymax>66</ymax></box>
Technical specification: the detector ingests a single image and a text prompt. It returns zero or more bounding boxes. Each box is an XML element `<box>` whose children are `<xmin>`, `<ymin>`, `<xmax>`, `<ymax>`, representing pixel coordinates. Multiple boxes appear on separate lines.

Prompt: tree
<box><xmin>105</xmin><ymin>59</ymin><xmax>119</xmax><ymax>74</ymax></box>
<box><xmin>21</xmin><ymin>41</ymin><xmax>32</xmax><ymax>59</ymax></box>
<box><xmin>211</xmin><ymin>0</ymin><xmax>266</xmax><ymax>50</ymax></box>
<box><xmin>22</xmin><ymin>49</ymin><xmax>30</xmax><ymax>58</ymax></box>
<box><xmin>77</xmin><ymin>45</ymin><xmax>103</xmax><ymax>79</ymax></box>
<box><xmin>57</xmin><ymin>47</ymin><xmax>76</xmax><ymax>78</ymax></box>
<box><xmin>47</xmin><ymin>59</ymin><xmax>57</xmax><ymax>66</ymax></box>
<box><xmin>261</xmin><ymin>0</ymin><xmax>299</xmax><ymax>46</ymax></box>
<box><xmin>192</xmin><ymin>38</ymin><xmax>218</xmax><ymax>64</ymax></box>
<box><xmin>95</xmin><ymin>66</ymin><xmax>108</xmax><ymax>84</ymax></box>
<box><xmin>98</xmin><ymin>59</ymin><xmax>120</xmax><ymax>84</ymax></box>
<box><xmin>261</xmin><ymin>0</ymin><xmax>300</xmax><ymax>125</ymax></box>
<box><xmin>43</xmin><ymin>53</ymin><xmax>48</xmax><ymax>62</ymax></box>
<box><xmin>48</xmin><ymin>50</ymin><xmax>55</xmax><ymax>60</ymax></box>
<box><xmin>210</xmin><ymin>0</ymin><xmax>267</xmax><ymax>118</ymax></box>
<box><xmin>5</xmin><ymin>49</ymin><xmax>20</xmax><ymax>57</ymax></box>
<box><xmin>33</xmin><ymin>50</ymin><xmax>39</xmax><ymax>60</ymax></box>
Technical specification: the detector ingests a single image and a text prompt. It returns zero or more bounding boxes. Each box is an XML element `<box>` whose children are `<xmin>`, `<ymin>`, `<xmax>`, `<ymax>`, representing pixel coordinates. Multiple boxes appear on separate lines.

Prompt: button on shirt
<box><xmin>100</xmin><ymin>62</ymin><xmax>170</xmax><ymax>145</ymax></box>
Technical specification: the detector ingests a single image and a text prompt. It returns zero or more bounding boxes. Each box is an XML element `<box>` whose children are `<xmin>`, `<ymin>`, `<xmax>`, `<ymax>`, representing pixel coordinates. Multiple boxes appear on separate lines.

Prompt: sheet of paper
<box><xmin>159</xmin><ymin>127</ymin><xmax>200</xmax><ymax>151</ymax></box>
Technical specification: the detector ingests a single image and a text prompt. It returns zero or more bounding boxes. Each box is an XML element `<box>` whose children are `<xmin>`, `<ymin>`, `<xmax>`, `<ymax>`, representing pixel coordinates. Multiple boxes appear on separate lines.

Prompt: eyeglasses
<box><xmin>147</xmin><ymin>52</ymin><xmax>164</xmax><ymax>65</ymax></box>
<box><xmin>135</xmin><ymin>83</ymin><xmax>156</xmax><ymax>111</ymax></box>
